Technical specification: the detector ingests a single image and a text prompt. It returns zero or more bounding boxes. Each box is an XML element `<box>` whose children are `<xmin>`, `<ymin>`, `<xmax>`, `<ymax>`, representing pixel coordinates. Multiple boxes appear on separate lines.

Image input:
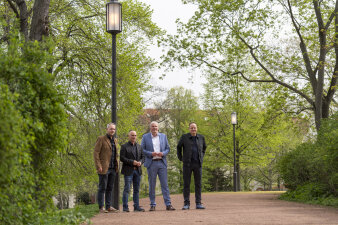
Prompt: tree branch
<box><xmin>6</xmin><ymin>0</ymin><xmax>19</xmax><ymax>18</ymax></box>
<box><xmin>287</xmin><ymin>0</ymin><xmax>317</xmax><ymax>93</ymax></box>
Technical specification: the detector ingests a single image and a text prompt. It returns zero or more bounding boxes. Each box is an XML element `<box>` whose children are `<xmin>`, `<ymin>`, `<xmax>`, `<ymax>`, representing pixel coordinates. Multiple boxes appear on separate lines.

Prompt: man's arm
<box><xmin>141</xmin><ymin>135</ymin><xmax>153</xmax><ymax>158</ymax></box>
<box><xmin>202</xmin><ymin>135</ymin><xmax>207</xmax><ymax>155</ymax></box>
<box><xmin>177</xmin><ymin>135</ymin><xmax>184</xmax><ymax>161</ymax></box>
<box><xmin>161</xmin><ymin>134</ymin><xmax>170</xmax><ymax>157</ymax></box>
<box><xmin>93</xmin><ymin>137</ymin><xmax>103</xmax><ymax>173</ymax></box>
<box><xmin>140</xmin><ymin>146</ymin><xmax>145</xmax><ymax>164</ymax></box>
<box><xmin>120</xmin><ymin>144</ymin><xmax>134</xmax><ymax>166</ymax></box>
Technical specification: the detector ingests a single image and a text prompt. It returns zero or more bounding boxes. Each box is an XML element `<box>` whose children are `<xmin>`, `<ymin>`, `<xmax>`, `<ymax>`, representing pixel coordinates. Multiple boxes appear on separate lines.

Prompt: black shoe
<box><xmin>166</xmin><ymin>205</ymin><xmax>175</xmax><ymax>211</ymax></box>
<box><xmin>182</xmin><ymin>205</ymin><xmax>190</xmax><ymax>210</ymax></box>
<box><xmin>134</xmin><ymin>207</ymin><xmax>145</xmax><ymax>212</ymax></box>
<box><xmin>196</xmin><ymin>204</ymin><xmax>205</xmax><ymax>209</ymax></box>
<box><xmin>149</xmin><ymin>206</ymin><xmax>156</xmax><ymax>211</ymax></box>
<box><xmin>123</xmin><ymin>208</ymin><xmax>130</xmax><ymax>212</ymax></box>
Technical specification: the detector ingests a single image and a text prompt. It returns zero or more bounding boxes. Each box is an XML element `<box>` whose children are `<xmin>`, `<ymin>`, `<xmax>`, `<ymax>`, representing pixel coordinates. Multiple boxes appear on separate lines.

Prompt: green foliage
<box><xmin>0</xmin><ymin>37</ymin><xmax>68</xmax><ymax>224</ymax></box>
<box><xmin>279</xmin><ymin>184</ymin><xmax>338</xmax><ymax>208</ymax></box>
<box><xmin>40</xmin><ymin>204</ymin><xmax>97</xmax><ymax>225</ymax></box>
<box><xmin>0</xmin><ymin>84</ymin><xmax>37</xmax><ymax>224</ymax></box>
<box><xmin>157</xmin><ymin>87</ymin><xmax>200</xmax><ymax>193</ymax></box>
<box><xmin>278</xmin><ymin>112</ymin><xmax>338</xmax><ymax>203</ymax></box>
<box><xmin>161</xmin><ymin>0</ymin><xmax>337</xmax><ymax>130</ymax></box>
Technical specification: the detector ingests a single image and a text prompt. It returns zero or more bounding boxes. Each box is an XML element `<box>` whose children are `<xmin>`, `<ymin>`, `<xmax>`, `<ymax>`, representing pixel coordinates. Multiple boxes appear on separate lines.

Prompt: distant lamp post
<box><xmin>106</xmin><ymin>0</ymin><xmax>122</xmax><ymax>210</ymax></box>
<box><xmin>231</xmin><ymin>112</ymin><xmax>237</xmax><ymax>192</ymax></box>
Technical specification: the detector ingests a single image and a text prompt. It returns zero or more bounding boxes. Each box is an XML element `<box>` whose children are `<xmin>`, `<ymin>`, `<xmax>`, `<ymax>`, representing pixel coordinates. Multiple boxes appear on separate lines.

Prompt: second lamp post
<box><xmin>231</xmin><ymin>112</ymin><xmax>238</xmax><ymax>192</ymax></box>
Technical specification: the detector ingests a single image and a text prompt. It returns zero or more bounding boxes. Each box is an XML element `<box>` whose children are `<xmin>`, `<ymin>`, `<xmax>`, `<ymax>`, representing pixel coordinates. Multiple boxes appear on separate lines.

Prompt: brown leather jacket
<box><xmin>93</xmin><ymin>135</ymin><xmax>119</xmax><ymax>174</ymax></box>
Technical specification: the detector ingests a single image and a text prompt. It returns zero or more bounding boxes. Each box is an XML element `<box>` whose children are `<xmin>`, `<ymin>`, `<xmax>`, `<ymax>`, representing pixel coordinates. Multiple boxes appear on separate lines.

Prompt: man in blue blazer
<box><xmin>141</xmin><ymin>121</ymin><xmax>175</xmax><ymax>211</ymax></box>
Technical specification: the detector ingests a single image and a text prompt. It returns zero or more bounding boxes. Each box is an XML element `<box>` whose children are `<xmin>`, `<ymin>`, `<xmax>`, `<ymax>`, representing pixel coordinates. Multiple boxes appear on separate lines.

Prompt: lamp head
<box><xmin>106</xmin><ymin>0</ymin><xmax>122</xmax><ymax>34</ymax></box>
<box><xmin>231</xmin><ymin>112</ymin><xmax>237</xmax><ymax>125</ymax></box>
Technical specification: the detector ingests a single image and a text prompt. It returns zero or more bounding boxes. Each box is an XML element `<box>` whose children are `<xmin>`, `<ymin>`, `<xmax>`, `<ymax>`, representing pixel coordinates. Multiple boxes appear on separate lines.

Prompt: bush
<box><xmin>278</xmin><ymin>113</ymin><xmax>338</xmax><ymax>204</ymax></box>
<box><xmin>0</xmin><ymin>37</ymin><xmax>68</xmax><ymax>224</ymax></box>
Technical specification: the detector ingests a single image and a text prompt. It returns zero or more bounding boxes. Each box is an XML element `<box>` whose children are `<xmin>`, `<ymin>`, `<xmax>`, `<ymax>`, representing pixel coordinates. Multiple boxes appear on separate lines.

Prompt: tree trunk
<box><xmin>29</xmin><ymin>0</ymin><xmax>50</xmax><ymax>41</ymax></box>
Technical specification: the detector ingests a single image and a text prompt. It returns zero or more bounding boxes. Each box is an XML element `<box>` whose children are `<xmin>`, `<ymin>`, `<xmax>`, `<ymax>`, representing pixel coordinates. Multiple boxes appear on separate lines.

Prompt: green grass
<box><xmin>279</xmin><ymin>191</ymin><xmax>338</xmax><ymax>208</ymax></box>
<box><xmin>40</xmin><ymin>204</ymin><xmax>98</xmax><ymax>225</ymax></box>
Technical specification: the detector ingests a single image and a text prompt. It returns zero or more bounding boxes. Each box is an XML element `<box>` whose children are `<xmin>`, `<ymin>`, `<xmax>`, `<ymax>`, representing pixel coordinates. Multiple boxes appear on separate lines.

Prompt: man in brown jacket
<box><xmin>93</xmin><ymin>123</ymin><xmax>119</xmax><ymax>213</ymax></box>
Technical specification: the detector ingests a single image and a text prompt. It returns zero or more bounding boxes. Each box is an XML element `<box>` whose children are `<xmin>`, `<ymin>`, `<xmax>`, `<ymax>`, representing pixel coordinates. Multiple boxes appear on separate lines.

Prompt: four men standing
<box><xmin>94</xmin><ymin>121</ymin><xmax>206</xmax><ymax>212</ymax></box>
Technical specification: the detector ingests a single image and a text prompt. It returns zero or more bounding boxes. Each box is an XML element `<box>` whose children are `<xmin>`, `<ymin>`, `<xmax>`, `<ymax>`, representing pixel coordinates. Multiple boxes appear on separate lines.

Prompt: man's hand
<box><xmin>98</xmin><ymin>167</ymin><xmax>102</xmax><ymax>173</ymax></box>
<box><xmin>133</xmin><ymin>160</ymin><xmax>142</xmax><ymax>167</ymax></box>
<box><xmin>151</xmin><ymin>152</ymin><xmax>157</xmax><ymax>157</ymax></box>
<box><xmin>157</xmin><ymin>152</ymin><xmax>163</xmax><ymax>157</ymax></box>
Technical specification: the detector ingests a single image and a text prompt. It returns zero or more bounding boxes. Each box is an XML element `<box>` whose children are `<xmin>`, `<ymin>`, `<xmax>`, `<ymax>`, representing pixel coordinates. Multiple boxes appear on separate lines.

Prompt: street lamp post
<box><xmin>106</xmin><ymin>0</ymin><xmax>122</xmax><ymax>210</ymax></box>
<box><xmin>231</xmin><ymin>112</ymin><xmax>237</xmax><ymax>192</ymax></box>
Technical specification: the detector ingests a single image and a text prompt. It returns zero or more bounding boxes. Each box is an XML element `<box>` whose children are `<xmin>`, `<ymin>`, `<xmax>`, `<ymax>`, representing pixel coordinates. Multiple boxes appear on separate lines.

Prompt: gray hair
<box><xmin>149</xmin><ymin>121</ymin><xmax>158</xmax><ymax>127</ymax></box>
<box><xmin>107</xmin><ymin>123</ymin><xmax>116</xmax><ymax>129</ymax></box>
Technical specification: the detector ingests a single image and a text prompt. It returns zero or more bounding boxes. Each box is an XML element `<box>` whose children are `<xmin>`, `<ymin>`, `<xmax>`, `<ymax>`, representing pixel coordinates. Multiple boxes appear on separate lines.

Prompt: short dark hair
<box><xmin>189</xmin><ymin>122</ymin><xmax>197</xmax><ymax>127</ymax></box>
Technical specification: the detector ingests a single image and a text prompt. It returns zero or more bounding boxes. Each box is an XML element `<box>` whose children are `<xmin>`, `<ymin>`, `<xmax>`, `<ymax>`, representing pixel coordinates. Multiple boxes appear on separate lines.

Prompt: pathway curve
<box><xmin>88</xmin><ymin>192</ymin><xmax>338</xmax><ymax>225</ymax></box>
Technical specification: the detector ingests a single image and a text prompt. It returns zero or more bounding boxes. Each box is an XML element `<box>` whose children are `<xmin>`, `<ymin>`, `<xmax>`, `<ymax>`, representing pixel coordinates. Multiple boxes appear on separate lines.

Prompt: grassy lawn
<box><xmin>41</xmin><ymin>204</ymin><xmax>98</xmax><ymax>225</ymax></box>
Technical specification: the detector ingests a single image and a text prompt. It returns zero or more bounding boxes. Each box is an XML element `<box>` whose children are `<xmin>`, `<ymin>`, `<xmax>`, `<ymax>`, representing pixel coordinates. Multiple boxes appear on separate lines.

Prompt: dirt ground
<box><xmin>88</xmin><ymin>192</ymin><xmax>338</xmax><ymax>225</ymax></box>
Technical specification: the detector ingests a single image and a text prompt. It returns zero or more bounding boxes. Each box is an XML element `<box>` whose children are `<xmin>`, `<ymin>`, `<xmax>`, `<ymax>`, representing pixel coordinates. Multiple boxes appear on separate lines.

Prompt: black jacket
<box><xmin>177</xmin><ymin>133</ymin><xmax>207</xmax><ymax>166</ymax></box>
<box><xmin>120</xmin><ymin>141</ymin><xmax>145</xmax><ymax>176</ymax></box>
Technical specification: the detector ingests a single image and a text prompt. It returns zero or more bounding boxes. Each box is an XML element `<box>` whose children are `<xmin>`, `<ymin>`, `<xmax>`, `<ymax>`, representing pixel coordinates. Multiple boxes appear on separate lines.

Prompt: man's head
<box><xmin>150</xmin><ymin>121</ymin><xmax>159</xmax><ymax>136</ymax></box>
<box><xmin>128</xmin><ymin>130</ymin><xmax>137</xmax><ymax>144</ymax></box>
<box><xmin>106</xmin><ymin>123</ymin><xmax>116</xmax><ymax>137</ymax></box>
<box><xmin>189</xmin><ymin>122</ymin><xmax>197</xmax><ymax>136</ymax></box>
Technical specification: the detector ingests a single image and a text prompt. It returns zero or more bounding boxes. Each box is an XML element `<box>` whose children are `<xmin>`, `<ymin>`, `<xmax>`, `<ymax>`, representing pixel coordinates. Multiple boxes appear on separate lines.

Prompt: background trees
<box><xmin>161</xmin><ymin>0</ymin><xmax>337</xmax><ymax>130</ymax></box>
<box><xmin>0</xmin><ymin>0</ymin><xmax>161</xmax><ymax>223</ymax></box>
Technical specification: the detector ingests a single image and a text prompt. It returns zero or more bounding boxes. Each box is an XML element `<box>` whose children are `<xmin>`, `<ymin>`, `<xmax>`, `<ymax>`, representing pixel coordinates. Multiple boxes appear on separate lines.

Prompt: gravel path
<box><xmin>88</xmin><ymin>192</ymin><xmax>338</xmax><ymax>225</ymax></box>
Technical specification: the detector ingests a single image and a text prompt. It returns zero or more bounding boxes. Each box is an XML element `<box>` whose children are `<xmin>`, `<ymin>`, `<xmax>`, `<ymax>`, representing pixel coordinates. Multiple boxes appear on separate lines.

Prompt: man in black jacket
<box><xmin>120</xmin><ymin>130</ymin><xmax>145</xmax><ymax>212</ymax></box>
<box><xmin>177</xmin><ymin>122</ymin><xmax>207</xmax><ymax>210</ymax></box>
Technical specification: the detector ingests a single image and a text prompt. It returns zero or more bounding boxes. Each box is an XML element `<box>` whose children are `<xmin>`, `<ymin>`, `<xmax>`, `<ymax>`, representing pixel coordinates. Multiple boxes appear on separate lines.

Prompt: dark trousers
<box><xmin>183</xmin><ymin>162</ymin><xmax>202</xmax><ymax>205</ymax></box>
<box><xmin>122</xmin><ymin>169</ymin><xmax>141</xmax><ymax>210</ymax></box>
<box><xmin>98</xmin><ymin>168</ymin><xmax>116</xmax><ymax>209</ymax></box>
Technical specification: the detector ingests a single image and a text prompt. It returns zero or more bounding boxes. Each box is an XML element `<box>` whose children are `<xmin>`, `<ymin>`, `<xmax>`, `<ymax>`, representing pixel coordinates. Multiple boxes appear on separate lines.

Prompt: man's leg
<box><xmin>192</xmin><ymin>163</ymin><xmax>202</xmax><ymax>205</ymax></box>
<box><xmin>105</xmin><ymin>168</ymin><xmax>116</xmax><ymax>209</ymax></box>
<box><xmin>122</xmin><ymin>174</ymin><xmax>133</xmax><ymax>211</ymax></box>
<box><xmin>147</xmin><ymin>164</ymin><xmax>158</xmax><ymax>206</ymax></box>
<box><xmin>133</xmin><ymin>170</ymin><xmax>141</xmax><ymax>209</ymax></box>
<box><xmin>98</xmin><ymin>173</ymin><xmax>108</xmax><ymax>209</ymax></box>
<box><xmin>157</xmin><ymin>162</ymin><xmax>171</xmax><ymax>206</ymax></box>
<box><xmin>183</xmin><ymin>164</ymin><xmax>193</xmax><ymax>206</ymax></box>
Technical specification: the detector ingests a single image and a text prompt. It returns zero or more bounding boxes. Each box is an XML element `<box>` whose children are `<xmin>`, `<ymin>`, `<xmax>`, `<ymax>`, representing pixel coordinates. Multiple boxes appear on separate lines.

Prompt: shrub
<box><xmin>0</xmin><ymin>37</ymin><xmax>68</xmax><ymax>223</ymax></box>
<box><xmin>278</xmin><ymin>112</ymin><xmax>338</xmax><ymax>204</ymax></box>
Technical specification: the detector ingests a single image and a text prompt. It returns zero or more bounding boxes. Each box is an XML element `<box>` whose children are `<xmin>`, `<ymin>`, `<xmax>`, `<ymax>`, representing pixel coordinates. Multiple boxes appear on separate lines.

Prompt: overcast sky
<box><xmin>139</xmin><ymin>0</ymin><xmax>206</xmax><ymax>106</ymax></box>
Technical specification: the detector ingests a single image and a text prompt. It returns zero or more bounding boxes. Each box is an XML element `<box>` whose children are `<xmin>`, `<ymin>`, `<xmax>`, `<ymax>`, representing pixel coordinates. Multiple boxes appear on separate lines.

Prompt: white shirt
<box><xmin>151</xmin><ymin>133</ymin><xmax>161</xmax><ymax>159</ymax></box>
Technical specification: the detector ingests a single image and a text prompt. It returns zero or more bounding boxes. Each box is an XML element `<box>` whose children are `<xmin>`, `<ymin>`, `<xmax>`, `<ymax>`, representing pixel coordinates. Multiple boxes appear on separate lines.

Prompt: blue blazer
<box><xmin>141</xmin><ymin>132</ymin><xmax>170</xmax><ymax>168</ymax></box>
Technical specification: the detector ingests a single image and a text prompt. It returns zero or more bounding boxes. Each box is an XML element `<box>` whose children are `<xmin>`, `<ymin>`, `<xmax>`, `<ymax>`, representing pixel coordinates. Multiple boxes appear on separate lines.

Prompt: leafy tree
<box><xmin>201</xmin><ymin>71</ymin><xmax>305</xmax><ymax>191</ymax></box>
<box><xmin>156</xmin><ymin>87</ymin><xmax>200</xmax><ymax>192</ymax></box>
<box><xmin>161</xmin><ymin>0</ymin><xmax>337</xmax><ymax>130</ymax></box>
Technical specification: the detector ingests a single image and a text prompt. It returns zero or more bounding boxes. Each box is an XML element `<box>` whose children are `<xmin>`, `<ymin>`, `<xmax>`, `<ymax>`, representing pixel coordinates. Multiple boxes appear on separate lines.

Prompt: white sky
<box><xmin>139</xmin><ymin>0</ymin><xmax>206</xmax><ymax>106</ymax></box>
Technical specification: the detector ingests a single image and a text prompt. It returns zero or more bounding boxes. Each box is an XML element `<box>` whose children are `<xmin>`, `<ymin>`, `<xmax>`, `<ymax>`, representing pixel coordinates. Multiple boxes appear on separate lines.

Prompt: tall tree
<box><xmin>156</xmin><ymin>87</ymin><xmax>200</xmax><ymax>192</ymax></box>
<box><xmin>201</xmin><ymin>71</ymin><xmax>305</xmax><ymax>191</ymax></box>
<box><xmin>161</xmin><ymin>0</ymin><xmax>338</xmax><ymax>130</ymax></box>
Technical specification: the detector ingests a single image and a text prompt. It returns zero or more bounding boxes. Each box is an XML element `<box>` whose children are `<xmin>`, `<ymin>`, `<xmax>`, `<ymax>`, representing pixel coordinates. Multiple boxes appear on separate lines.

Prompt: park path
<box><xmin>88</xmin><ymin>192</ymin><xmax>338</xmax><ymax>225</ymax></box>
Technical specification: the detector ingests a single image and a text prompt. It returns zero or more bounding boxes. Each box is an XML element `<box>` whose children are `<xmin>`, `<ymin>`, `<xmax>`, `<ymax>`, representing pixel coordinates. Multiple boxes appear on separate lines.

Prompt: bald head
<box><xmin>128</xmin><ymin>130</ymin><xmax>137</xmax><ymax>144</ymax></box>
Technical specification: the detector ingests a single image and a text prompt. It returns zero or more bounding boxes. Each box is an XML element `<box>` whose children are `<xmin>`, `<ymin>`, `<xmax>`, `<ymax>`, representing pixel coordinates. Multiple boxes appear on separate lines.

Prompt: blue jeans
<box><xmin>97</xmin><ymin>168</ymin><xmax>116</xmax><ymax>209</ymax></box>
<box><xmin>122</xmin><ymin>170</ymin><xmax>141</xmax><ymax>210</ymax></box>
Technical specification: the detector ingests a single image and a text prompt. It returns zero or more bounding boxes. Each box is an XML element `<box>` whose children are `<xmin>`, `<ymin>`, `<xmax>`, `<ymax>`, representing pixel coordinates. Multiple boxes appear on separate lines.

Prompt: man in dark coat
<box><xmin>120</xmin><ymin>130</ymin><xmax>145</xmax><ymax>212</ymax></box>
<box><xmin>177</xmin><ymin>122</ymin><xmax>207</xmax><ymax>210</ymax></box>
